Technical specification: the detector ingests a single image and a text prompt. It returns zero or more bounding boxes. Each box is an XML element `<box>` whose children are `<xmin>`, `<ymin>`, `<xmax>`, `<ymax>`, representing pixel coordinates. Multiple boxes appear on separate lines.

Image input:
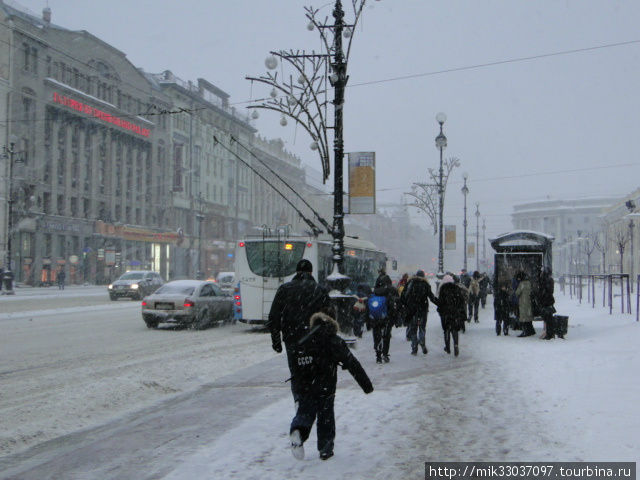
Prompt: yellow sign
<box><xmin>348</xmin><ymin>152</ymin><xmax>376</xmax><ymax>214</ymax></box>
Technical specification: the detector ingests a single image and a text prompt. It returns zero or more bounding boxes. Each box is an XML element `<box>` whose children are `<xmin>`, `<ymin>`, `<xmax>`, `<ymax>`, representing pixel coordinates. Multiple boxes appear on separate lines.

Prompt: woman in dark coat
<box><xmin>436</xmin><ymin>275</ymin><xmax>466</xmax><ymax>356</ymax></box>
<box><xmin>493</xmin><ymin>280</ymin><xmax>511</xmax><ymax>335</ymax></box>
<box><xmin>538</xmin><ymin>267</ymin><xmax>558</xmax><ymax>340</ymax></box>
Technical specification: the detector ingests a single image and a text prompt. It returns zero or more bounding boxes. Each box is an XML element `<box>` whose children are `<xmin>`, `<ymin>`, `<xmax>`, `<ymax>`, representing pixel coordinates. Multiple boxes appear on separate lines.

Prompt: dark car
<box><xmin>108</xmin><ymin>271</ymin><xmax>164</xmax><ymax>300</ymax></box>
<box><xmin>141</xmin><ymin>280</ymin><xmax>233</xmax><ymax>329</ymax></box>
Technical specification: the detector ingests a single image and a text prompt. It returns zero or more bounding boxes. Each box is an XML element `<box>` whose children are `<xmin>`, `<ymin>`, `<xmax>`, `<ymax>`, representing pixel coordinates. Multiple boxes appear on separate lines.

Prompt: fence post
<box><xmin>592</xmin><ymin>275</ymin><xmax>596</xmax><ymax>308</ymax></box>
<box><xmin>609</xmin><ymin>275</ymin><xmax>613</xmax><ymax>315</ymax></box>
<box><xmin>626</xmin><ymin>275</ymin><xmax>631</xmax><ymax>314</ymax></box>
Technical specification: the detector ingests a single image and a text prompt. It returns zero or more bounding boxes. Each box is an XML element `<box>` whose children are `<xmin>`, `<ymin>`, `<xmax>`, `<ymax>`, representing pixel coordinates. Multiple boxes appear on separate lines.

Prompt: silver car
<box><xmin>141</xmin><ymin>280</ymin><xmax>233</xmax><ymax>329</ymax></box>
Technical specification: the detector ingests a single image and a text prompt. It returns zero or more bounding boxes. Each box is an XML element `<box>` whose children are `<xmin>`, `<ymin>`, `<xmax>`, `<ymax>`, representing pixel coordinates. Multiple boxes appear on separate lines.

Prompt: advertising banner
<box><xmin>348</xmin><ymin>152</ymin><xmax>375</xmax><ymax>214</ymax></box>
<box><xmin>468</xmin><ymin>242</ymin><xmax>475</xmax><ymax>256</ymax></box>
<box><xmin>444</xmin><ymin>225</ymin><xmax>456</xmax><ymax>250</ymax></box>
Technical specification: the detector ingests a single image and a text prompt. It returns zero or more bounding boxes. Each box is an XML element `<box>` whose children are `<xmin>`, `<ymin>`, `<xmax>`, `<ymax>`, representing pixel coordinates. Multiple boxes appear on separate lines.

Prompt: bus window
<box><xmin>245</xmin><ymin>241</ymin><xmax>306</xmax><ymax>278</ymax></box>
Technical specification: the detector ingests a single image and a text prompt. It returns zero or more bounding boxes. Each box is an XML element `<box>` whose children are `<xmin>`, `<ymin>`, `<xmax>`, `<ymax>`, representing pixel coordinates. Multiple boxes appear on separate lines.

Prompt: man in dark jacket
<box><xmin>268</xmin><ymin>259</ymin><xmax>331</xmax><ymax>404</ymax></box>
<box><xmin>539</xmin><ymin>267</ymin><xmax>557</xmax><ymax>340</ymax></box>
<box><xmin>289</xmin><ymin>311</ymin><xmax>373</xmax><ymax>461</ymax></box>
<box><xmin>401</xmin><ymin>270</ymin><xmax>438</xmax><ymax>355</ymax></box>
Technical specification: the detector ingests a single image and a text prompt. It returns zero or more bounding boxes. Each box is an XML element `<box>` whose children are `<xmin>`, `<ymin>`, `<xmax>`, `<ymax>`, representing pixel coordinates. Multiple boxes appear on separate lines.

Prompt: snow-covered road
<box><xmin>0</xmin><ymin>290</ymin><xmax>638</xmax><ymax>480</ymax></box>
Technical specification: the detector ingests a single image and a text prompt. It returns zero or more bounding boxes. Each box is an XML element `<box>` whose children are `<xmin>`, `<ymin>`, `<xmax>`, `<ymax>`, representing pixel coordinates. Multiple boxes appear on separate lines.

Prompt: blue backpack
<box><xmin>368</xmin><ymin>295</ymin><xmax>388</xmax><ymax>321</ymax></box>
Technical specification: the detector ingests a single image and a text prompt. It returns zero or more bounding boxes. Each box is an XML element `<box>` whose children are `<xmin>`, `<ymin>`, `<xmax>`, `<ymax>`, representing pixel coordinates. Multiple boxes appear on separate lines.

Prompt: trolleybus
<box><xmin>233</xmin><ymin>230</ymin><xmax>387</xmax><ymax>325</ymax></box>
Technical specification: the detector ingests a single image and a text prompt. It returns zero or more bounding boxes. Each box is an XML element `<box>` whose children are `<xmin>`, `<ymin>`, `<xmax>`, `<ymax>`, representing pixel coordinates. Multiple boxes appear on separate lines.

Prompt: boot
<box><xmin>376</xmin><ymin>353</ymin><xmax>382</xmax><ymax>363</ymax></box>
<box><xmin>421</xmin><ymin>344</ymin><xmax>428</xmax><ymax>355</ymax></box>
<box><xmin>454</xmin><ymin>345</ymin><xmax>459</xmax><ymax>357</ymax></box>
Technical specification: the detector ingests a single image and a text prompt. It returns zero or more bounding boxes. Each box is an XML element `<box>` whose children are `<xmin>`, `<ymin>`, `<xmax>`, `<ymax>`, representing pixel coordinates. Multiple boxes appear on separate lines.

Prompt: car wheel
<box><xmin>193</xmin><ymin>309</ymin><xmax>210</xmax><ymax>330</ymax></box>
<box><xmin>143</xmin><ymin>316</ymin><xmax>159</xmax><ymax>329</ymax></box>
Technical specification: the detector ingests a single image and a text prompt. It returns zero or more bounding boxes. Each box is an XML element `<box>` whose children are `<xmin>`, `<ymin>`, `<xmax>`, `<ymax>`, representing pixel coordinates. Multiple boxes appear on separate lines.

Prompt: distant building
<box><xmin>511</xmin><ymin>197</ymin><xmax>621</xmax><ymax>273</ymax></box>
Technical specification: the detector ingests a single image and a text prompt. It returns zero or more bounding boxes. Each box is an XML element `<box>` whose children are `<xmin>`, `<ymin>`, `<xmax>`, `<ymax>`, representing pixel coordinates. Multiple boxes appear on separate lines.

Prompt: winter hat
<box><xmin>296</xmin><ymin>259</ymin><xmax>313</xmax><ymax>273</ymax></box>
<box><xmin>441</xmin><ymin>274</ymin><xmax>454</xmax><ymax>284</ymax></box>
<box><xmin>416</xmin><ymin>270</ymin><xmax>425</xmax><ymax>278</ymax></box>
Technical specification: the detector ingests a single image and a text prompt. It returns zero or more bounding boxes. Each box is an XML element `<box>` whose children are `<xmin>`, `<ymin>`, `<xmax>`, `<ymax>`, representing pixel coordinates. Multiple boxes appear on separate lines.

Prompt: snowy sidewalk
<box><xmin>164</xmin><ymin>294</ymin><xmax>640</xmax><ymax>480</ymax></box>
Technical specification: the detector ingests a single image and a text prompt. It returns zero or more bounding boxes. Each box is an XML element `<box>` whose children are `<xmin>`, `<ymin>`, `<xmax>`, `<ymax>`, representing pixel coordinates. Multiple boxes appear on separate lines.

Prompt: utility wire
<box><xmin>213</xmin><ymin>135</ymin><xmax>324</xmax><ymax>237</ymax></box>
<box><xmin>230</xmin><ymin>135</ymin><xmax>333</xmax><ymax>234</ymax></box>
<box><xmin>349</xmin><ymin>39</ymin><xmax>640</xmax><ymax>88</ymax></box>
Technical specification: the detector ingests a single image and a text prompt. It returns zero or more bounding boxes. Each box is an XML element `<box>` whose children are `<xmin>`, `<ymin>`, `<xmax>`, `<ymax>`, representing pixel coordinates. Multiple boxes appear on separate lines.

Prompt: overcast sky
<box><xmin>14</xmin><ymin>0</ymin><xmax>640</xmax><ymax>242</ymax></box>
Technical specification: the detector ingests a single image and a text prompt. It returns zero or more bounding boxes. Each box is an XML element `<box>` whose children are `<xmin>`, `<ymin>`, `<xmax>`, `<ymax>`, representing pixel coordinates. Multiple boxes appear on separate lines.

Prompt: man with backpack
<box><xmin>289</xmin><ymin>310</ymin><xmax>373</xmax><ymax>461</ymax></box>
<box><xmin>368</xmin><ymin>267</ymin><xmax>395</xmax><ymax>363</ymax></box>
<box><xmin>401</xmin><ymin>270</ymin><xmax>439</xmax><ymax>355</ymax></box>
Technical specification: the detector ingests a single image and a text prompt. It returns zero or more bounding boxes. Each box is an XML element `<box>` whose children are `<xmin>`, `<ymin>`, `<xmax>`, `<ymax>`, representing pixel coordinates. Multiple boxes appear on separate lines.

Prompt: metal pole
<box><xmin>3</xmin><ymin>142</ymin><xmax>15</xmax><ymax>294</ymax></box>
<box><xmin>331</xmin><ymin>0</ymin><xmax>346</xmax><ymax>277</ymax></box>
<box><xmin>629</xmin><ymin>219</ymin><xmax>634</xmax><ymax>292</ymax></box>
<box><xmin>482</xmin><ymin>218</ymin><xmax>486</xmax><ymax>270</ymax></box>
<box><xmin>475</xmin><ymin>202</ymin><xmax>480</xmax><ymax>271</ymax></box>
<box><xmin>438</xmin><ymin>142</ymin><xmax>444</xmax><ymax>277</ymax></box>
<box><xmin>462</xmin><ymin>176</ymin><xmax>468</xmax><ymax>272</ymax></box>
<box><xmin>434</xmin><ymin>114</ymin><xmax>447</xmax><ymax>278</ymax></box>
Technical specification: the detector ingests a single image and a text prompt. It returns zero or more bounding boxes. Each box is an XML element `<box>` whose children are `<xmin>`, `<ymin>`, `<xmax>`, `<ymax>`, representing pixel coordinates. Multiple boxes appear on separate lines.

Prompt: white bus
<box><xmin>233</xmin><ymin>232</ymin><xmax>387</xmax><ymax>325</ymax></box>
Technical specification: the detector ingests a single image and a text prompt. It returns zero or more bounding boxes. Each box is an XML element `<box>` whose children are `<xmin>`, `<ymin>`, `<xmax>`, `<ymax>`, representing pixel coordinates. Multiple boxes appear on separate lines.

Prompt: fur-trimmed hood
<box><xmin>408</xmin><ymin>275</ymin><xmax>430</xmax><ymax>284</ymax></box>
<box><xmin>310</xmin><ymin>311</ymin><xmax>339</xmax><ymax>335</ymax></box>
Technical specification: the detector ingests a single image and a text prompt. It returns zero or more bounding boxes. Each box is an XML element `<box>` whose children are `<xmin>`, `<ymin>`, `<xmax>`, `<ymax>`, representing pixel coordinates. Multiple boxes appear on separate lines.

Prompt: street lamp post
<box><xmin>435</xmin><ymin>112</ymin><xmax>447</xmax><ymax>278</ymax></box>
<box><xmin>475</xmin><ymin>202</ymin><xmax>480</xmax><ymax>271</ymax></box>
<box><xmin>195</xmin><ymin>192</ymin><xmax>205</xmax><ymax>280</ymax></box>
<box><xmin>2</xmin><ymin>141</ymin><xmax>17</xmax><ymax>294</ymax></box>
<box><xmin>482</xmin><ymin>218</ymin><xmax>486</xmax><ymax>270</ymax></box>
<box><xmin>247</xmin><ymin>0</ymin><xmax>374</xmax><ymax>291</ymax></box>
<box><xmin>461</xmin><ymin>172</ymin><xmax>469</xmax><ymax>271</ymax></box>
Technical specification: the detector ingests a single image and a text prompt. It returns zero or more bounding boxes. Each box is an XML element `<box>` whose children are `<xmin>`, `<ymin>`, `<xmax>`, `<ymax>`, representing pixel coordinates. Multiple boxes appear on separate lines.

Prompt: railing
<box><xmin>561</xmin><ymin>274</ymin><xmax>632</xmax><ymax>316</ymax></box>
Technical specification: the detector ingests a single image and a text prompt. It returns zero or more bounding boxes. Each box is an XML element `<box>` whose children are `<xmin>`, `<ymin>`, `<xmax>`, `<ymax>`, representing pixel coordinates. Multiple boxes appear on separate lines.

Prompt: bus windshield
<box><xmin>245</xmin><ymin>241</ymin><xmax>305</xmax><ymax>278</ymax></box>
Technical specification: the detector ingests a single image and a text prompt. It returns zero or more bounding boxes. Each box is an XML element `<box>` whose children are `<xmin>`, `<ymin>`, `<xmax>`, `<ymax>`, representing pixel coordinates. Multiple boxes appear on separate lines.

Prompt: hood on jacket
<box><xmin>310</xmin><ymin>311</ymin><xmax>339</xmax><ymax>336</ymax></box>
<box><xmin>408</xmin><ymin>275</ymin><xmax>430</xmax><ymax>284</ymax></box>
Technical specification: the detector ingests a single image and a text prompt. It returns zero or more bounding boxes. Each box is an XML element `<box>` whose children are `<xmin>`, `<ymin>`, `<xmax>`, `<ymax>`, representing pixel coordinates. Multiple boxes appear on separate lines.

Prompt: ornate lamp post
<box><xmin>435</xmin><ymin>112</ymin><xmax>447</xmax><ymax>278</ymax></box>
<box><xmin>195</xmin><ymin>192</ymin><xmax>205</xmax><ymax>280</ymax></box>
<box><xmin>2</xmin><ymin>140</ymin><xmax>18</xmax><ymax>294</ymax></box>
<box><xmin>246</xmin><ymin>0</ymin><xmax>375</xmax><ymax>291</ymax></box>
<box><xmin>461</xmin><ymin>172</ymin><xmax>469</xmax><ymax>271</ymax></box>
<box><xmin>475</xmin><ymin>202</ymin><xmax>480</xmax><ymax>271</ymax></box>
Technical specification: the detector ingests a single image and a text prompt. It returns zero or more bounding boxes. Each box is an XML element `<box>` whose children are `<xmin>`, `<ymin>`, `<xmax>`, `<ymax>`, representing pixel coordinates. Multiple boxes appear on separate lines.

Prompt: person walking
<box><xmin>436</xmin><ymin>274</ymin><xmax>466</xmax><ymax>356</ymax></box>
<box><xmin>401</xmin><ymin>270</ymin><xmax>439</xmax><ymax>355</ymax></box>
<box><xmin>493</xmin><ymin>279</ymin><xmax>511</xmax><ymax>335</ymax></box>
<box><xmin>396</xmin><ymin>273</ymin><xmax>410</xmax><ymax>339</ymax></box>
<box><xmin>289</xmin><ymin>310</ymin><xmax>373</xmax><ymax>461</ymax></box>
<box><xmin>539</xmin><ymin>267</ymin><xmax>558</xmax><ymax>340</ymax></box>
<box><xmin>515</xmin><ymin>271</ymin><xmax>535</xmax><ymax>337</ymax></box>
<box><xmin>468</xmin><ymin>271</ymin><xmax>481</xmax><ymax>323</ymax></box>
<box><xmin>368</xmin><ymin>267</ymin><xmax>396</xmax><ymax>363</ymax></box>
<box><xmin>352</xmin><ymin>282</ymin><xmax>371</xmax><ymax>338</ymax></box>
<box><xmin>479</xmin><ymin>272</ymin><xmax>490</xmax><ymax>308</ymax></box>
<box><xmin>268</xmin><ymin>259</ymin><xmax>332</xmax><ymax>405</ymax></box>
<box><xmin>57</xmin><ymin>268</ymin><xmax>66</xmax><ymax>290</ymax></box>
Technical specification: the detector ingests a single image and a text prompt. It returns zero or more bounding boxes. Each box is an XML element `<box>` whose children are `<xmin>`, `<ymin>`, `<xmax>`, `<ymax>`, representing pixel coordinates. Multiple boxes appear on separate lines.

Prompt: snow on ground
<box><xmin>164</xmin><ymin>292</ymin><xmax>640</xmax><ymax>480</ymax></box>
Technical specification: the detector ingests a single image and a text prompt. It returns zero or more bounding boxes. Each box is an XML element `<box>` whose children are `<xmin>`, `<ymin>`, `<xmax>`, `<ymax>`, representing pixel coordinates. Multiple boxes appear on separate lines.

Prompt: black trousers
<box><xmin>543</xmin><ymin>311</ymin><xmax>555</xmax><ymax>337</ymax></box>
<box><xmin>468</xmin><ymin>295</ymin><xmax>480</xmax><ymax>321</ymax></box>
<box><xmin>440</xmin><ymin>316</ymin><xmax>459</xmax><ymax>350</ymax></box>
<box><xmin>285</xmin><ymin>344</ymin><xmax>301</xmax><ymax>404</ymax></box>
<box><xmin>372</xmin><ymin>320</ymin><xmax>392</xmax><ymax>357</ymax></box>
<box><xmin>495</xmin><ymin>316</ymin><xmax>509</xmax><ymax>334</ymax></box>
<box><xmin>290</xmin><ymin>393</ymin><xmax>335</xmax><ymax>454</ymax></box>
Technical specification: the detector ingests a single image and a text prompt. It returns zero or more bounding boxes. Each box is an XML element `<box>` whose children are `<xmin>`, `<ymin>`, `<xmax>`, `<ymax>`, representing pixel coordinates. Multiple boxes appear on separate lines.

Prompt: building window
<box><xmin>57</xmin><ymin>194</ymin><xmax>65</xmax><ymax>216</ymax></box>
<box><xmin>43</xmin><ymin>192</ymin><xmax>51</xmax><ymax>214</ymax></box>
<box><xmin>22</xmin><ymin>43</ymin><xmax>30</xmax><ymax>70</ymax></box>
<box><xmin>173</xmin><ymin>144</ymin><xmax>183</xmax><ymax>192</ymax></box>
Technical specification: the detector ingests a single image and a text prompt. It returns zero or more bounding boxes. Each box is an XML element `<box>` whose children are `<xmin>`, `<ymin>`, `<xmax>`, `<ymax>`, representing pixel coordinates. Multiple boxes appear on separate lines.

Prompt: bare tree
<box><xmin>613</xmin><ymin>224</ymin><xmax>630</xmax><ymax>273</ymax></box>
<box><xmin>581</xmin><ymin>233</ymin><xmax>598</xmax><ymax>274</ymax></box>
<box><xmin>594</xmin><ymin>226</ymin><xmax>608</xmax><ymax>274</ymax></box>
<box><xmin>405</xmin><ymin>156</ymin><xmax>460</xmax><ymax>234</ymax></box>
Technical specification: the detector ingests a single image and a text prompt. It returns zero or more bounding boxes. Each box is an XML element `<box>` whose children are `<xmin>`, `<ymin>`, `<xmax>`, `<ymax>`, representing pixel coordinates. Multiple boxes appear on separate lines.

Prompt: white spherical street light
<box><xmin>265</xmin><ymin>56</ymin><xmax>278</xmax><ymax>70</ymax></box>
<box><xmin>280</xmin><ymin>116</ymin><xmax>288</xmax><ymax>126</ymax></box>
<box><xmin>436</xmin><ymin>112</ymin><xmax>447</xmax><ymax>125</ymax></box>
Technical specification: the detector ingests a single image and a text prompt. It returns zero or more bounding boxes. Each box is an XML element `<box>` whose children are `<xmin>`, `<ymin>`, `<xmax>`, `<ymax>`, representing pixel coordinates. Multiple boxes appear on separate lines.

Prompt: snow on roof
<box><xmin>490</xmin><ymin>229</ymin><xmax>555</xmax><ymax>243</ymax></box>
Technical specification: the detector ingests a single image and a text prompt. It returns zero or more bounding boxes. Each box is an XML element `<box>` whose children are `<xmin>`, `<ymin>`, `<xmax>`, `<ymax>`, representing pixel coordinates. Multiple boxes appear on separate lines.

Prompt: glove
<box><xmin>272</xmin><ymin>342</ymin><xmax>282</xmax><ymax>353</ymax></box>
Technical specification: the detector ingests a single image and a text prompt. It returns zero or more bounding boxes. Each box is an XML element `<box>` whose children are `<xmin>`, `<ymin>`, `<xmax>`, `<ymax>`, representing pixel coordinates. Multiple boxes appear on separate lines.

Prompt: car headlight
<box><xmin>131</xmin><ymin>284</ymin><xmax>139</xmax><ymax>289</ymax></box>
<box><xmin>108</xmin><ymin>284</ymin><xmax>113</xmax><ymax>290</ymax></box>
